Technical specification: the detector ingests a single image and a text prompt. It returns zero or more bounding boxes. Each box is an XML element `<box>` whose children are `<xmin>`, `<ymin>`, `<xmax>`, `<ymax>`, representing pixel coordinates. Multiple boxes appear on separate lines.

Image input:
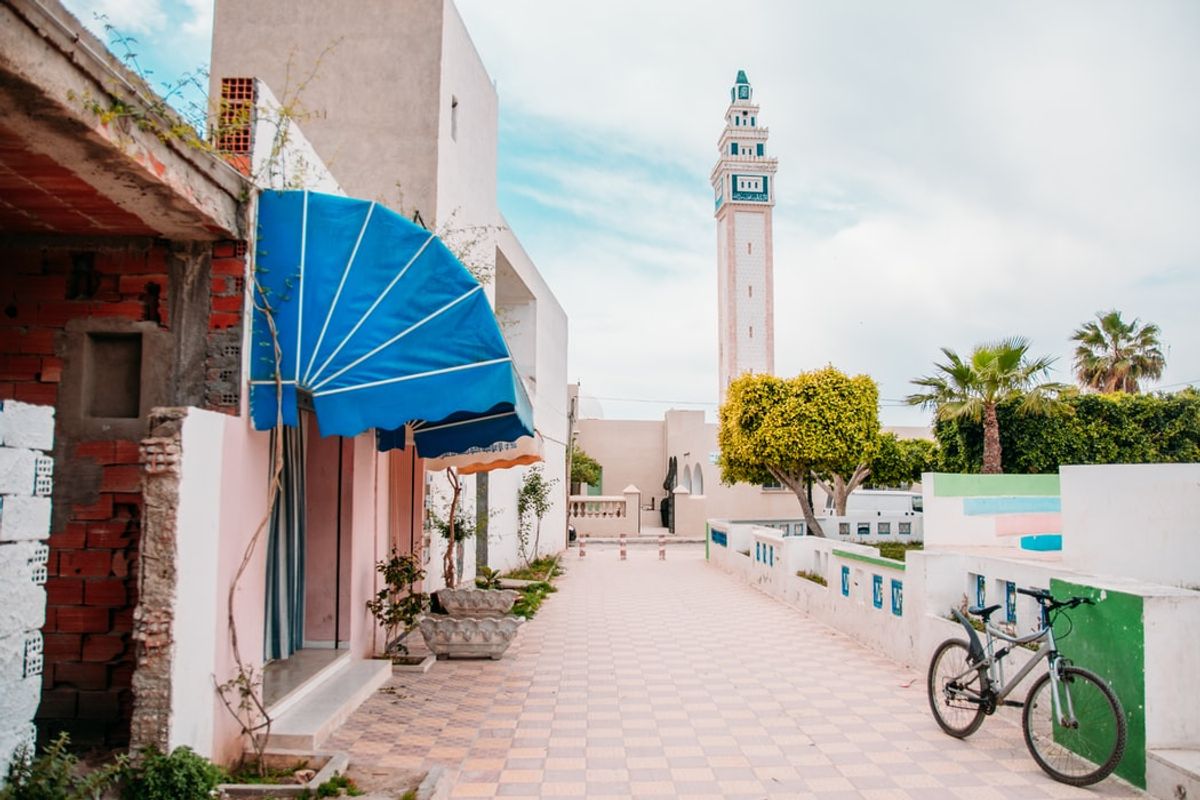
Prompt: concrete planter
<box><xmin>436</xmin><ymin>587</ymin><xmax>519</xmax><ymax>618</ymax></box>
<box><xmin>417</xmin><ymin>615</ymin><xmax>523</xmax><ymax>660</ymax></box>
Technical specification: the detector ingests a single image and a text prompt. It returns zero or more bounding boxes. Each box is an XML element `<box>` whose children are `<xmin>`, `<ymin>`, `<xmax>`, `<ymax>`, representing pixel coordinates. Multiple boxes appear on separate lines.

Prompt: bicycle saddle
<box><xmin>968</xmin><ymin>603</ymin><xmax>1002</xmax><ymax>620</ymax></box>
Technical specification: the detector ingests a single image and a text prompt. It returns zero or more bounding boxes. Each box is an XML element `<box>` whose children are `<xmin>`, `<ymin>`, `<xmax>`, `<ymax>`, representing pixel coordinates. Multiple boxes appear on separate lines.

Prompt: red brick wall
<box><xmin>1</xmin><ymin>239</ymin><xmax>245</xmax><ymax>745</ymax></box>
<box><xmin>1</xmin><ymin>244</ymin><xmax>165</xmax><ymax>742</ymax></box>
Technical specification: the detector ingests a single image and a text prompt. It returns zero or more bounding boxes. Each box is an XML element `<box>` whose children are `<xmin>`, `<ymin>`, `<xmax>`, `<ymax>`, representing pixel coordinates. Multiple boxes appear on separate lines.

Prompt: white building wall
<box><xmin>1060</xmin><ymin>463</ymin><xmax>1200</xmax><ymax>587</ymax></box>
<box><xmin>167</xmin><ymin>409</ymin><xmax>225</xmax><ymax>755</ymax></box>
<box><xmin>732</xmin><ymin>211</ymin><xmax>768</xmax><ymax>376</ymax></box>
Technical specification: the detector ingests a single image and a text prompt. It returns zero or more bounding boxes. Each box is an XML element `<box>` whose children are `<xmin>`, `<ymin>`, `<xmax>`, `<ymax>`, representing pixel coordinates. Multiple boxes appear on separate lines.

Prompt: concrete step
<box><xmin>265</xmin><ymin>659</ymin><xmax>391</xmax><ymax>750</ymax></box>
<box><xmin>1148</xmin><ymin>748</ymin><xmax>1200</xmax><ymax>800</ymax></box>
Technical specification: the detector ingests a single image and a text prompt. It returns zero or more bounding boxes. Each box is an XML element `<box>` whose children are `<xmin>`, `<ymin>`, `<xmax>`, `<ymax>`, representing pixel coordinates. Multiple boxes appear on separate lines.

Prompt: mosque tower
<box><xmin>711</xmin><ymin>70</ymin><xmax>778</xmax><ymax>403</ymax></box>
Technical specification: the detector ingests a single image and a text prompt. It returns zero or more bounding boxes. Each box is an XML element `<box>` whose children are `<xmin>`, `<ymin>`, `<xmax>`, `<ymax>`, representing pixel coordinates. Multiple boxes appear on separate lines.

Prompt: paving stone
<box><xmin>328</xmin><ymin>545</ymin><xmax>1147</xmax><ymax>798</ymax></box>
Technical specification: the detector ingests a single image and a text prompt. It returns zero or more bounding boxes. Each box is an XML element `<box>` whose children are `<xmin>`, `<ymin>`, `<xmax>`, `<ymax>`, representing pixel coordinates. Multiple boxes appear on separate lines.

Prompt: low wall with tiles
<box><xmin>708</xmin><ymin>513</ymin><xmax>1200</xmax><ymax>791</ymax></box>
<box><xmin>0</xmin><ymin>401</ymin><xmax>55</xmax><ymax>774</ymax></box>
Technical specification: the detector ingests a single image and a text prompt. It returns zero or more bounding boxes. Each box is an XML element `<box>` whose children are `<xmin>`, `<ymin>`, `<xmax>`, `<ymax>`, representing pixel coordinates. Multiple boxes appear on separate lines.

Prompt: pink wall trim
<box><xmin>994</xmin><ymin>513</ymin><xmax>1062</xmax><ymax>536</ymax></box>
<box><xmin>211</xmin><ymin>414</ymin><xmax>272</xmax><ymax>765</ymax></box>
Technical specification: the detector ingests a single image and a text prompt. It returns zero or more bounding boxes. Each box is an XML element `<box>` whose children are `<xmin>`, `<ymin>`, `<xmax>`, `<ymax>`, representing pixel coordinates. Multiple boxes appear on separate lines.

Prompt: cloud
<box><xmin>461</xmin><ymin>0</ymin><xmax>1200</xmax><ymax>425</ymax></box>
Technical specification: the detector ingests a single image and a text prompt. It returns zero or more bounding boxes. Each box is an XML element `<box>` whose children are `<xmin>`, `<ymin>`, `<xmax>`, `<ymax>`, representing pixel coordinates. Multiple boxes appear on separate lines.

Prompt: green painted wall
<box><xmin>1050</xmin><ymin>579</ymin><xmax>1145</xmax><ymax>788</ymax></box>
<box><xmin>833</xmin><ymin>549</ymin><xmax>905</xmax><ymax>572</ymax></box>
<box><xmin>931</xmin><ymin>472</ymin><xmax>1060</xmax><ymax>497</ymax></box>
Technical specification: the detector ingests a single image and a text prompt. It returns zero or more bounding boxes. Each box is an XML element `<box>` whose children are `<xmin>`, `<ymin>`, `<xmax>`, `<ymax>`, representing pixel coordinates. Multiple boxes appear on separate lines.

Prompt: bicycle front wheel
<box><xmin>1023</xmin><ymin>666</ymin><xmax>1127</xmax><ymax>786</ymax></box>
<box><xmin>927</xmin><ymin>638</ymin><xmax>986</xmax><ymax>738</ymax></box>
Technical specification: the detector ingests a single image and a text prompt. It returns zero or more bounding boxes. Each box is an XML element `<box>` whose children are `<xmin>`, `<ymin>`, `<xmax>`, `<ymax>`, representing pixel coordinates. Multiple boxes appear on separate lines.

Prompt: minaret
<box><xmin>712</xmin><ymin>70</ymin><xmax>778</xmax><ymax>403</ymax></box>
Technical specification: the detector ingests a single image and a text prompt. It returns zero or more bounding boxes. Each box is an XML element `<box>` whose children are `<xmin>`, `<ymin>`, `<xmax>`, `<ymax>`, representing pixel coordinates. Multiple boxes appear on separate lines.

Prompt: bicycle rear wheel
<box><xmin>1023</xmin><ymin>666</ymin><xmax>1126</xmax><ymax>786</ymax></box>
<box><xmin>927</xmin><ymin>638</ymin><xmax>986</xmax><ymax>738</ymax></box>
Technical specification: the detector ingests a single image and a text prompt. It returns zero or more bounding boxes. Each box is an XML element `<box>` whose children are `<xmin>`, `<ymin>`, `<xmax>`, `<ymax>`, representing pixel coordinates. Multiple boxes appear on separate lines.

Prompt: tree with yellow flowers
<box><xmin>718</xmin><ymin>367</ymin><xmax>881</xmax><ymax>536</ymax></box>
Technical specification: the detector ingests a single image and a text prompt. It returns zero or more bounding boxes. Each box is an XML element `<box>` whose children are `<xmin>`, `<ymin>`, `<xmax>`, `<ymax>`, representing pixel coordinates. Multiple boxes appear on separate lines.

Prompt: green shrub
<box><xmin>121</xmin><ymin>746</ymin><xmax>225</xmax><ymax>800</ymax></box>
<box><xmin>314</xmin><ymin>773</ymin><xmax>363</xmax><ymax>797</ymax></box>
<box><xmin>796</xmin><ymin>570</ymin><xmax>827</xmax><ymax>586</ymax></box>
<box><xmin>511</xmin><ymin>581</ymin><xmax>555</xmax><ymax>618</ymax></box>
<box><xmin>873</xmin><ymin>542</ymin><xmax>923</xmax><ymax>562</ymax></box>
<box><xmin>475</xmin><ymin>566</ymin><xmax>502</xmax><ymax>589</ymax></box>
<box><xmin>1</xmin><ymin>733</ymin><xmax>125</xmax><ymax>800</ymax></box>
<box><xmin>936</xmin><ymin>389</ymin><xmax>1200</xmax><ymax>473</ymax></box>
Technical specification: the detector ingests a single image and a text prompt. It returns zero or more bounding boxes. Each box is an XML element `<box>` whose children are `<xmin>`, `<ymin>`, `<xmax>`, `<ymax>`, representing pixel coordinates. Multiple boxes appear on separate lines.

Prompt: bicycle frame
<box><xmin>948</xmin><ymin>609</ymin><xmax>1078</xmax><ymax>724</ymax></box>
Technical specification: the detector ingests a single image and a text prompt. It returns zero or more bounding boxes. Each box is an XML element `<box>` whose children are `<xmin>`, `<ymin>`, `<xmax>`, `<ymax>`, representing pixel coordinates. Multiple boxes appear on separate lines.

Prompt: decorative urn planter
<box><xmin>418</xmin><ymin>614</ymin><xmax>523</xmax><ymax>660</ymax></box>
<box><xmin>436</xmin><ymin>587</ymin><xmax>519</xmax><ymax>618</ymax></box>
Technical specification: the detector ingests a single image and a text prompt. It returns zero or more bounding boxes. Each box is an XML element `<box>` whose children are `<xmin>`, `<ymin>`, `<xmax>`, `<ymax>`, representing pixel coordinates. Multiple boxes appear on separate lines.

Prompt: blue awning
<box><xmin>250</xmin><ymin>190</ymin><xmax>534</xmax><ymax>457</ymax></box>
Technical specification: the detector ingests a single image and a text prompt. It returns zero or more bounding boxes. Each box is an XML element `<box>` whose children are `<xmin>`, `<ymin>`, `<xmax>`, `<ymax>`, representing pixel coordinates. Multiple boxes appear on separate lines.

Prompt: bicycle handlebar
<box><xmin>1016</xmin><ymin>587</ymin><xmax>1095</xmax><ymax>610</ymax></box>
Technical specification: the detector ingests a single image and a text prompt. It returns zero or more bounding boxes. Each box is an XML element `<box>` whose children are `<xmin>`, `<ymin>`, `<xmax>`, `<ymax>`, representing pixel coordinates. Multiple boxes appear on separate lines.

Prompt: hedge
<box><xmin>935</xmin><ymin>389</ymin><xmax>1200</xmax><ymax>474</ymax></box>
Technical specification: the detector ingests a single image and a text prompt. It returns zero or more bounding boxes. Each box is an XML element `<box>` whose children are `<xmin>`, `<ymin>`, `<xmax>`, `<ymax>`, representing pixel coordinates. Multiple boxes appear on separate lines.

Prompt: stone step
<box><xmin>1148</xmin><ymin>748</ymin><xmax>1200</xmax><ymax>800</ymax></box>
<box><xmin>265</xmin><ymin>659</ymin><xmax>391</xmax><ymax>751</ymax></box>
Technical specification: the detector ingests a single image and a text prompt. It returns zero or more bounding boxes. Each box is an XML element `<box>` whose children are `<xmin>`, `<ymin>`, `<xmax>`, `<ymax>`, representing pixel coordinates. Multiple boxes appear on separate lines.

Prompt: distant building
<box><xmin>712</xmin><ymin>70</ymin><xmax>778</xmax><ymax>403</ymax></box>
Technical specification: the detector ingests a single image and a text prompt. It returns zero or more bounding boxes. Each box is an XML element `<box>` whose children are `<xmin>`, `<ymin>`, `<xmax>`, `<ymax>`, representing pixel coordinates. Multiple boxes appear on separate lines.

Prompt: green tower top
<box><xmin>731</xmin><ymin>70</ymin><xmax>752</xmax><ymax>103</ymax></box>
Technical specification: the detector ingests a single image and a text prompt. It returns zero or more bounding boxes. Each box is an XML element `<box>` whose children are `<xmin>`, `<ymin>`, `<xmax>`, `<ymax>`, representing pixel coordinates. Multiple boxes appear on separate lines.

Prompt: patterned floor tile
<box><xmin>327</xmin><ymin>544</ymin><xmax>1147</xmax><ymax>799</ymax></box>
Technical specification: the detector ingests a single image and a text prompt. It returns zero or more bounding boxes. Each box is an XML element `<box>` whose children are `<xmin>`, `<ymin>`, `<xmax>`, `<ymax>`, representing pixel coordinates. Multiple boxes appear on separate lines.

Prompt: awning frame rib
<box><xmin>311</xmin><ymin>284</ymin><xmax>485</xmax><ymax>392</ymax></box>
<box><xmin>302</xmin><ymin>201</ymin><xmax>376</xmax><ymax>385</ymax></box>
<box><xmin>306</xmin><ymin>231</ymin><xmax>436</xmax><ymax>387</ymax></box>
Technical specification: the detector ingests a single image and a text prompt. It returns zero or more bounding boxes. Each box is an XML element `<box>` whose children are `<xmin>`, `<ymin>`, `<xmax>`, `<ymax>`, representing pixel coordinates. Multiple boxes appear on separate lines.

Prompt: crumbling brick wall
<box><xmin>0</xmin><ymin>238</ymin><xmax>245</xmax><ymax>746</ymax></box>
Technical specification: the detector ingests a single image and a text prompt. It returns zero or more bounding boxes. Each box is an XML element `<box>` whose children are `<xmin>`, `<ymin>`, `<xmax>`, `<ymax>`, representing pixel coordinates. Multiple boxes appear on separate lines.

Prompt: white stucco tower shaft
<box><xmin>712</xmin><ymin>70</ymin><xmax>778</xmax><ymax>403</ymax></box>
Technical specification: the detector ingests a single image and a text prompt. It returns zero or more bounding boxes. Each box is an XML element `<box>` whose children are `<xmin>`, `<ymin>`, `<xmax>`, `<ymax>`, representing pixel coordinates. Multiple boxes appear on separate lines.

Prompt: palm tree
<box><xmin>1071</xmin><ymin>310</ymin><xmax>1165</xmax><ymax>393</ymax></box>
<box><xmin>906</xmin><ymin>337</ymin><xmax>1067</xmax><ymax>474</ymax></box>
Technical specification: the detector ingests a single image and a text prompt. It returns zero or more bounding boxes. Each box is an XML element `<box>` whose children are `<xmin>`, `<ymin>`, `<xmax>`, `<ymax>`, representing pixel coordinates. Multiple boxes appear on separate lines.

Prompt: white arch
<box><xmin>681</xmin><ymin>464</ymin><xmax>693</xmax><ymax>492</ymax></box>
<box><xmin>692</xmin><ymin>462</ymin><xmax>704</xmax><ymax>495</ymax></box>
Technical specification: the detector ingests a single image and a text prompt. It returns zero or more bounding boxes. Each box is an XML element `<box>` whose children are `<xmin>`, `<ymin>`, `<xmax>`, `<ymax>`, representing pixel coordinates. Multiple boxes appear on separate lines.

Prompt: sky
<box><xmin>65</xmin><ymin>0</ymin><xmax>1200</xmax><ymax>426</ymax></box>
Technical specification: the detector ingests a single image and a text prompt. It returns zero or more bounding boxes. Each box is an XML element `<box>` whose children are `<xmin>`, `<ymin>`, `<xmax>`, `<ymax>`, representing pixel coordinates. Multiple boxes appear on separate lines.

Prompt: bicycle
<box><xmin>927</xmin><ymin>586</ymin><xmax>1127</xmax><ymax>786</ymax></box>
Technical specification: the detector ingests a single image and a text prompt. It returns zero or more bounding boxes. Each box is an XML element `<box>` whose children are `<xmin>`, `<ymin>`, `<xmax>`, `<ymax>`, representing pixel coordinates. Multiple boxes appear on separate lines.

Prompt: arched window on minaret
<box><xmin>693</xmin><ymin>463</ymin><xmax>704</xmax><ymax>495</ymax></box>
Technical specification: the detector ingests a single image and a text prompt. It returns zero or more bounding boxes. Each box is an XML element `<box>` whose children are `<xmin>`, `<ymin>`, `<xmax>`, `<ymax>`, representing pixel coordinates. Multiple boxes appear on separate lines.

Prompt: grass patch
<box><xmin>796</xmin><ymin>570</ymin><xmax>827</xmax><ymax>586</ymax></box>
<box><xmin>226</xmin><ymin>760</ymin><xmax>311</xmax><ymax>785</ymax></box>
<box><xmin>315</xmin><ymin>773</ymin><xmax>365</xmax><ymax>797</ymax></box>
<box><xmin>504</xmin><ymin>555</ymin><xmax>562</xmax><ymax>582</ymax></box>
<box><xmin>874</xmin><ymin>541</ymin><xmax>923</xmax><ymax>562</ymax></box>
<box><xmin>512</xmin><ymin>580</ymin><xmax>556</xmax><ymax>618</ymax></box>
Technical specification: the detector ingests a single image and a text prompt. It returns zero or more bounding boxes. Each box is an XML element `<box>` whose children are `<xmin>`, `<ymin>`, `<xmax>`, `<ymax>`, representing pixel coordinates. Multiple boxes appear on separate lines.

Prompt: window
<box><xmin>878</xmin><ymin>522</ymin><xmax>891</xmax><ymax>536</ymax></box>
<box><xmin>748</xmin><ymin>326</ymin><xmax>753</xmax><ymax>339</ymax></box>
<box><xmin>730</xmin><ymin>142</ymin><xmax>738</xmax><ymax>155</ymax></box>
<box><xmin>898</xmin><ymin>521</ymin><xmax>912</xmax><ymax>536</ymax></box>
<box><xmin>857</xmin><ymin>522</ymin><xmax>871</xmax><ymax>537</ymax></box>
<box><xmin>838</xmin><ymin>522</ymin><xmax>850</xmax><ymax>536</ymax></box>
<box><xmin>747</xmin><ymin>242</ymin><xmax>752</xmax><ymax>254</ymax></box>
<box><xmin>86</xmin><ymin>333</ymin><xmax>141</xmax><ymax>418</ymax></box>
<box><xmin>756</xmin><ymin>143</ymin><xmax>764</xmax><ymax>156</ymax></box>
<box><xmin>450</xmin><ymin>96</ymin><xmax>459</xmax><ymax>141</ymax></box>
<box><xmin>747</xmin><ymin>285</ymin><xmax>752</xmax><ymax>298</ymax></box>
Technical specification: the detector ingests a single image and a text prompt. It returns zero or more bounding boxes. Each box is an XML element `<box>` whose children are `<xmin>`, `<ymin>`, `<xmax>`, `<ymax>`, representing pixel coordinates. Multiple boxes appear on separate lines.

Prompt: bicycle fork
<box><xmin>1044</xmin><ymin>631</ymin><xmax>1078</xmax><ymax>729</ymax></box>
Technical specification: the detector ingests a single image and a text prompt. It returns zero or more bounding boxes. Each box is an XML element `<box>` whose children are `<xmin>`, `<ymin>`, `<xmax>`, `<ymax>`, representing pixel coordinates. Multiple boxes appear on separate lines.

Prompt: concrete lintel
<box><xmin>0</xmin><ymin>0</ymin><xmax>249</xmax><ymax>240</ymax></box>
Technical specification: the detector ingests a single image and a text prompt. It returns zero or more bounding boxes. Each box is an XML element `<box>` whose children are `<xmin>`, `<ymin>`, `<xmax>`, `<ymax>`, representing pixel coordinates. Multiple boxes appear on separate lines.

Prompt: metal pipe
<box><xmin>333</xmin><ymin>436</ymin><xmax>343</xmax><ymax>649</ymax></box>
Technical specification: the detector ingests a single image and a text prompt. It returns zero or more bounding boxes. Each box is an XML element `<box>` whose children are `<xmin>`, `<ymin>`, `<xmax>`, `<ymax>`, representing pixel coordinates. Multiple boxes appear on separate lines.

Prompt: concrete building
<box><xmin>0</xmin><ymin>0</ymin><xmax>251</xmax><ymax>750</ymax></box>
<box><xmin>0</xmin><ymin>0</ymin><xmax>566</xmax><ymax>766</ymax></box>
<box><xmin>712</xmin><ymin>70</ymin><xmax>778</xmax><ymax>403</ymax></box>
<box><xmin>210</xmin><ymin>0</ymin><xmax>569</xmax><ymax>594</ymax></box>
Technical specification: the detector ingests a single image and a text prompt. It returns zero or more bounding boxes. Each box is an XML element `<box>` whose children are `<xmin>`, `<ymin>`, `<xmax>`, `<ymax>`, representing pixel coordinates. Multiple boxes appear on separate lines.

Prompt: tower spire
<box><xmin>711</xmin><ymin>70</ymin><xmax>778</xmax><ymax>403</ymax></box>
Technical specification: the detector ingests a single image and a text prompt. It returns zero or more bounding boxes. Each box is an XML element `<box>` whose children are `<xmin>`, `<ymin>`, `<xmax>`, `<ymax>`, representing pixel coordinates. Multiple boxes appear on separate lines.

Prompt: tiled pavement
<box><xmin>328</xmin><ymin>544</ymin><xmax>1145</xmax><ymax>799</ymax></box>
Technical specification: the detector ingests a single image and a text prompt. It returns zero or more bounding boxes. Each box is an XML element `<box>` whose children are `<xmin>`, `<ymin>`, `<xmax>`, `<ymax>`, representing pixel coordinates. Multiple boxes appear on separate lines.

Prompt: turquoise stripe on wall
<box><xmin>962</xmin><ymin>496</ymin><xmax>1061</xmax><ymax>515</ymax></box>
<box><xmin>1020</xmin><ymin>534</ymin><xmax>1063</xmax><ymax>551</ymax></box>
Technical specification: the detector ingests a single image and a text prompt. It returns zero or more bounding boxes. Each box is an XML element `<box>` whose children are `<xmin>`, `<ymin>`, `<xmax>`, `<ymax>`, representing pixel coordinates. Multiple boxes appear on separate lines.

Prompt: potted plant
<box><xmin>417</xmin><ymin>468</ymin><xmax>524</xmax><ymax>660</ymax></box>
<box><xmin>365</xmin><ymin>549</ymin><xmax>430</xmax><ymax>669</ymax></box>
